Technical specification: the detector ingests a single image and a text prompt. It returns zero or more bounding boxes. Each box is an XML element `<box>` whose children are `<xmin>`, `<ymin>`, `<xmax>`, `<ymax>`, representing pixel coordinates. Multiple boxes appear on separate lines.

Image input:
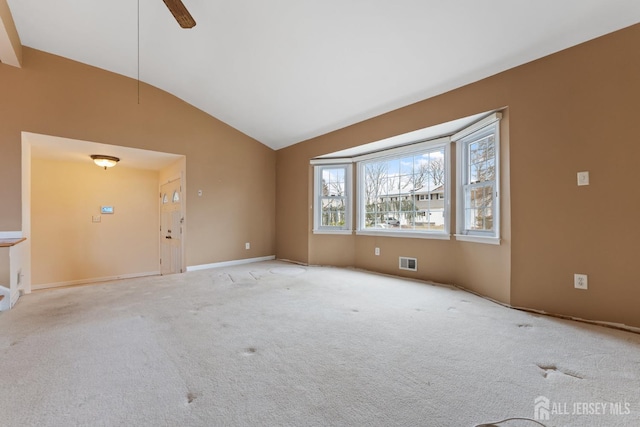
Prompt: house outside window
<box><xmin>356</xmin><ymin>138</ymin><xmax>450</xmax><ymax>239</ymax></box>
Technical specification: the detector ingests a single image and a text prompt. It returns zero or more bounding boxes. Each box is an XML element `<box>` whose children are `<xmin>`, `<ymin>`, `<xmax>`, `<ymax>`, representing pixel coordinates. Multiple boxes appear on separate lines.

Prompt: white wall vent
<box><xmin>399</xmin><ymin>257</ymin><xmax>417</xmax><ymax>271</ymax></box>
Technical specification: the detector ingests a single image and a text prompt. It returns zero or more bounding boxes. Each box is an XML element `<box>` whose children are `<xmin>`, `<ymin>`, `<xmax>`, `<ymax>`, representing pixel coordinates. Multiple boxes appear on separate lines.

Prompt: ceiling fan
<box><xmin>162</xmin><ymin>0</ymin><xmax>196</xmax><ymax>28</ymax></box>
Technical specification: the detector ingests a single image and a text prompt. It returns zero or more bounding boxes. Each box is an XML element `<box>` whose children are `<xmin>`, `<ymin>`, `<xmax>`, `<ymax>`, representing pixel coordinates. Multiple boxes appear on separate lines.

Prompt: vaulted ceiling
<box><xmin>4</xmin><ymin>1</ymin><xmax>640</xmax><ymax>150</ymax></box>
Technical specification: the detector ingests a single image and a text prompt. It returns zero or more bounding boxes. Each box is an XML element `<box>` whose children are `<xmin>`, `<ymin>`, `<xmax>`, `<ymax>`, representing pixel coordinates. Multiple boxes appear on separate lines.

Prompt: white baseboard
<box><xmin>33</xmin><ymin>256</ymin><xmax>278</xmax><ymax>288</ymax></box>
<box><xmin>0</xmin><ymin>231</ymin><xmax>23</xmax><ymax>239</ymax></box>
<box><xmin>187</xmin><ymin>255</ymin><xmax>276</xmax><ymax>272</ymax></box>
<box><xmin>32</xmin><ymin>271</ymin><xmax>160</xmax><ymax>290</ymax></box>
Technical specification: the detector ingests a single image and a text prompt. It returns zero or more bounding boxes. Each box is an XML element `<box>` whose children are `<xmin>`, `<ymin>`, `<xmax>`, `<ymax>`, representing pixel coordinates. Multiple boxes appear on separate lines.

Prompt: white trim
<box><xmin>186</xmin><ymin>255</ymin><xmax>276</xmax><ymax>272</ymax></box>
<box><xmin>443</xmin><ymin>141</ymin><xmax>452</xmax><ymax>235</ymax></box>
<box><xmin>454</xmin><ymin>234</ymin><xmax>501</xmax><ymax>245</ymax></box>
<box><xmin>310</xmin><ymin>157</ymin><xmax>352</xmax><ymax>165</ymax></box>
<box><xmin>452</xmin><ymin>112</ymin><xmax>502</xmax><ymax>141</ymax></box>
<box><xmin>0</xmin><ymin>231</ymin><xmax>23</xmax><ymax>239</ymax></box>
<box><xmin>312</xmin><ymin>229</ymin><xmax>353</xmax><ymax>235</ymax></box>
<box><xmin>21</xmin><ymin>133</ymin><xmax>33</xmax><ymax>295</ymax></box>
<box><xmin>353</xmin><ymin>136</ymin><xmax>450</xmax><ymax>163</ymax></box>
<box><xmin>356</xmin><ymin>230</ymin><xmax>451</xmax><ymax>240</ymax></box>
<box><xmin>32</xmin><ymin>271</ymin><xmax>161</xmax><ymax>290</ymax></box>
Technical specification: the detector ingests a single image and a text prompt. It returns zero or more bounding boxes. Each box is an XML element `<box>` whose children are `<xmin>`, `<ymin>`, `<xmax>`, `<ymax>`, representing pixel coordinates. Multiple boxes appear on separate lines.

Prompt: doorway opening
<box><xmin>21</xmin><ymin>132</ymin><xmax>186</xmax><ymax>289</ymax></box>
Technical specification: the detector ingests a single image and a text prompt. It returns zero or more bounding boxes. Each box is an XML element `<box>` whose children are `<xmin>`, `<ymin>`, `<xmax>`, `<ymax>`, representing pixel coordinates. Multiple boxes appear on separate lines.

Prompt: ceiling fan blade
<box><xmin>162</xmin><ymin>0</ymin><xmax>196</xmax><ymax>28</ymax></box>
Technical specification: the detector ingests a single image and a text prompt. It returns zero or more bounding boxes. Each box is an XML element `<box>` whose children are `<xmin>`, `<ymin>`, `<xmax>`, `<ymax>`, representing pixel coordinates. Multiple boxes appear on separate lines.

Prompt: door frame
<box><xmin>159</xmin><ymin>172</ymin><xmax>186</xmax><ymax>274</ymax></box>
<box><xmin>22</xmin><ymin>132</ymin><xmax>186</xmax><ymax>288</ymax></box>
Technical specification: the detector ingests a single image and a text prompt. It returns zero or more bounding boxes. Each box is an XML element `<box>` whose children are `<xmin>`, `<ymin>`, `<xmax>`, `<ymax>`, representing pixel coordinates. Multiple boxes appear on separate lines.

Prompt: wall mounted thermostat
<box><xmin>101</xmin><ymin>206</ymin><xmax>114</xmax><ymax>214</ymax></box>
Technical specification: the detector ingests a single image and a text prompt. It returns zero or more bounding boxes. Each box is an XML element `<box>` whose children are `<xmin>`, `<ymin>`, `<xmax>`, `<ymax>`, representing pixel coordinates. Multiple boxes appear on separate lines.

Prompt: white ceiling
<box><xmin>7</xmin><ymin>1</ymin><xmax>640</xmax><ymax>150</ymax></box>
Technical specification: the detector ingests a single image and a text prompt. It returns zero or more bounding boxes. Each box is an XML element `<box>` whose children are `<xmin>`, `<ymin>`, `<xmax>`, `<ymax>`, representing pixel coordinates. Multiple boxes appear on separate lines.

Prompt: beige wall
<box><xmin>31</xmin><ymin>158</ymin><xmax>159</xmax><ymax>285</ymax></box>
<box><xmin>0</xmin><ymin>47</ymin><xmax>276</xmax><ymax>268</ymax></box>
<box><xmin>159</xmin><ymin>158</ymin><xmax>185</xmax><ymax>184</ymax></box>
<box><xmin>0</xmin><ymin>247</ymin><xmax>8</xmax><ymax>286</ymax></box>
<box><xmin>276</xmin><ymin>24</ymin><xmax>640</xmax><ymax>328</ymax></box>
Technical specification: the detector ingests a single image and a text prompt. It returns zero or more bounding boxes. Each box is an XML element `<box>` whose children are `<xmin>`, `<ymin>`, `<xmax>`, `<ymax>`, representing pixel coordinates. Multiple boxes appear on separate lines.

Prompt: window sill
<box><xmin>313</xmin><ymin>229</ymin><xmax>353</xmax><ymax>235</ymax></box>
<box><xmin>454</xmin><ymin>234</ymin><xmax>501</xmax><ymax>245</ymax></box>
<box><xmin>356</xmin><ymin>230</ymin><xmax>451</xmax><ymax>240</ymax></box>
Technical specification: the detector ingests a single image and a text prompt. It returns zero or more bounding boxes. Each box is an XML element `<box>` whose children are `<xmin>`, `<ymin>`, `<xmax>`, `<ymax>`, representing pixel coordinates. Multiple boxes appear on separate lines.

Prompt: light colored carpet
<box><xmin>1</xmin><ymin>261</ymin><xmax>638</xmax><ymax>426</ymax></box>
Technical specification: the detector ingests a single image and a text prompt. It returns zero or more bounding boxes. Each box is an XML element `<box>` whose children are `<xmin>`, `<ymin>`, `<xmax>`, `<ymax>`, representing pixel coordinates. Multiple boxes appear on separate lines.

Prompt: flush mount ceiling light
<box><xmin>90</xmin><ymin>155</ymin><xmax>120</xmax><ymax>170</ymax></box>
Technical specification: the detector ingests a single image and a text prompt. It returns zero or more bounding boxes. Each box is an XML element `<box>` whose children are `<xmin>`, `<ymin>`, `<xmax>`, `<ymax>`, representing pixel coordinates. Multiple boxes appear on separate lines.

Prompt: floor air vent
<box><xmin>399</xmin><ymin>257</ymin><xmax>417</xmax><ymax>271</ymax></box>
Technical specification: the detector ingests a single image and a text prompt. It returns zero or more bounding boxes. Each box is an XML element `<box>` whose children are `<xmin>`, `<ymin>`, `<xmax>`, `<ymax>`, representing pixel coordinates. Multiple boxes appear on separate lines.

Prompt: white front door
<box><xmin>160</xmin><ymin>179</ymin><xmax>183</xmax><ymax>275</ymax></box>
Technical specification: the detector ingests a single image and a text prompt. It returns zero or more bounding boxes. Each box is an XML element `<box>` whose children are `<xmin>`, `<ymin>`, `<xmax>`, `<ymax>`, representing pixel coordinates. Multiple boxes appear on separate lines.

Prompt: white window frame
<box><xmin>355</xmin><ymin>137</ymin><xmax>451</xmax><ymax>240</ymax></box>
<box><xmin>454</xmin><ymin>112</ymin><xmax>501</xmax><ymax>245</ymax></box>
<box><xmin>312</xmin><ymin>161</ymin><xmax>353</xmax><ymax>234</ymax></box>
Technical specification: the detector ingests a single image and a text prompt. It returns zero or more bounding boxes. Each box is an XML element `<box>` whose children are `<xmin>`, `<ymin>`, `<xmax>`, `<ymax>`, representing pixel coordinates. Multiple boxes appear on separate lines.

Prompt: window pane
<box><xmin>465</xmin><ymin>184</ymin><xmax>494</xmax><ymax>231</ymax></box>
<box><xmin>321</xmin><ymin>198</ymin><xmax>346</xmax><ymax>227</ymax></box>
<box><xmin>361</xmin><ymin>144</ymin><xmax>447</xmax><ymax>233</ymax></box>
<box><xmin>470</xmin><ymin>187</ymin><xmax>482</xmax><ymax>208</ymax></box>
<box><xmin>469</xmin><ymin>134</ymin><xmax>495</xmax><ymax>185</ymax></box>
<box><xmin>400</xmin><ymin>156</ymin><xmax>413</xmax><ymax>176</ymax></box>
<box><xmin>485</xmin><ymin>206</ymin><xmax>494</xmax><ymax>231</ymax></box>
<box><xmin>469</xmin><ymin>164</ymin><xmax>479</xmax><ymax>184</ymax></box>
<box><xmin>386</xmin><ymin>158</ymin><xmax>400</xmax><ymax>177</ymax></box>
<box><xmin>483</xmin><ymin>158</ymin><xmax>495</xmax><ymax>181</ymax></box>
<box><xmin>322</xmin><ymin>168</ymin><xmax>345</xmax><ymax>197</ymax></box>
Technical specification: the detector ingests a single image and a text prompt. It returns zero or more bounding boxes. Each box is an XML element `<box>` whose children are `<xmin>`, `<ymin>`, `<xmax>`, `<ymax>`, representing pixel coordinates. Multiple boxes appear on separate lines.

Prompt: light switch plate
<box><xmin>577</xmin><ymin>171</ymin><xmax>589</xmax><ymax>186</ymax></box>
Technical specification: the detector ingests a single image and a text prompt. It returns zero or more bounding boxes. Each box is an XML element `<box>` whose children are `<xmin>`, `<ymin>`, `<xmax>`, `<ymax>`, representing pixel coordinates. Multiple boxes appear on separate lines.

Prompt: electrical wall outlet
<box><xmin>245</xmin><ymin>242</ymin><xmax>250</xmax><ymax>250</ymax></box>
<box><xmin>574</xmin><ymin>274</ymin><xmax>588</xmax><ymax>290</ymax></box>
<box><xmin>374</xmin><ymin>247</ymin><xmax>380</xmax><ymax>256</ymax></box>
